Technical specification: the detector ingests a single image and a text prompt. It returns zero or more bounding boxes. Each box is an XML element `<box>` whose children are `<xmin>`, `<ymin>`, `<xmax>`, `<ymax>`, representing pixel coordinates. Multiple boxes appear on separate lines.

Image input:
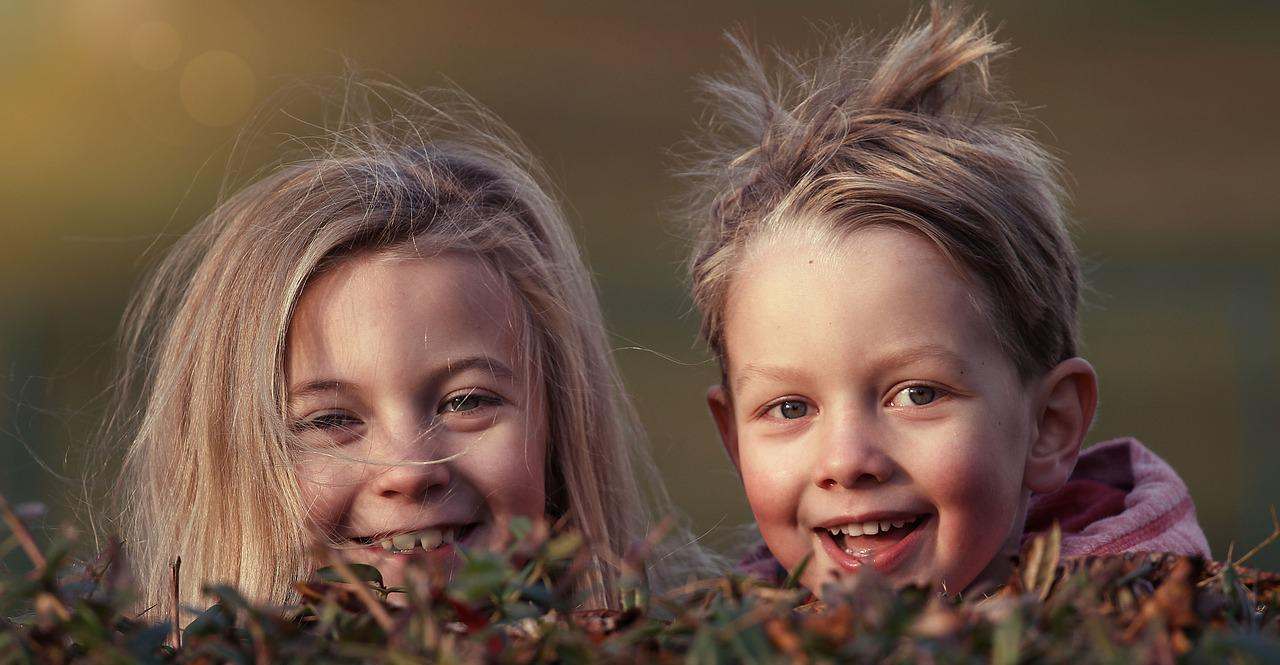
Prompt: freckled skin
<box><xmin>710</xmin><ymin>226</ymin><xmax>1045</xmax><ymax>594</ymax></box>
<box><xmin>286</xmin><ymin>253</ymin><xmax>547</xmax><ymax>590</ymax></box>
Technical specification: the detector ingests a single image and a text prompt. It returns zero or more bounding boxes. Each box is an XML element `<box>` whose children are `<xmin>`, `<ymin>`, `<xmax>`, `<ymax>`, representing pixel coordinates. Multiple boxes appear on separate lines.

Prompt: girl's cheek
<box><xmin>454</xmin><ymin>424</ymin><xmax>547</xmax><ymax>517</ymax></box>
<box><xmin>294</xmin><ymin>460</ymin><xmax>358</xmax><ymax>525</ymax></box>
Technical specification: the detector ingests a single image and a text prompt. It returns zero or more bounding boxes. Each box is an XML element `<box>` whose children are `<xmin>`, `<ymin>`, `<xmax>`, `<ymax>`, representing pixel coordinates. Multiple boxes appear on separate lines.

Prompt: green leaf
<box><xmin>545</xmin><ymin>533</ymin><xmax>583</xmax><ymax>561</ymax></box>
<box><xmin>450</xmin><ymin>554</ymin><xmax>511</xmax><ymax>602</ymax></box>
<box><xmin>312</xmin><ymin>563</ymin><xmax>384</xmax><ymax>587</ymax></box>
<box><xmin>507</xmin><ymin>516</ymin><xmax>534</xmax><ymax>542</ymax></box>
<box><xmin>991</xmin><ymin>611</ymin><xmax>1023</xmax><ymax>665</ymax></box>
<box><xmin>183</xmin><ymin>602</ymin><xmax>232</xmax><ymax>637</ymax></box>
<box><xmin>687</xmin><ymin>626</ymin><xmax>721</xmax><ymax>665</ymax></box>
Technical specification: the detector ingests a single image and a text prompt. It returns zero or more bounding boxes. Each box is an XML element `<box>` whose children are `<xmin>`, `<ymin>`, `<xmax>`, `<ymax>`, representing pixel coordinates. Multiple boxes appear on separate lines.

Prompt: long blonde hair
<box><xmin>104</xmin><ymin>83</ymin><xmax>703</xmax><ymax>618</ymax></box>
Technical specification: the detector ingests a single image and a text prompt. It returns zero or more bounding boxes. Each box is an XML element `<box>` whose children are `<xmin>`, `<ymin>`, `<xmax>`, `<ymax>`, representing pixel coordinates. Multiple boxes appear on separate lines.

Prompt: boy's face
<box><xmin>709</xmin><ymin>225</ymin><xmax>1042</xmax><ymax>594</ymax></box>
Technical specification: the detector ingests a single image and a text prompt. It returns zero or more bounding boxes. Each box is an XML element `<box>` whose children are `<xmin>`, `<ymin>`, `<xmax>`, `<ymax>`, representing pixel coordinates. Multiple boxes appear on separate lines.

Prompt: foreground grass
<box><xmin>2</xmin><ymin>499</ymin><xmax>1278</xmax><ymax>663</ymax></box>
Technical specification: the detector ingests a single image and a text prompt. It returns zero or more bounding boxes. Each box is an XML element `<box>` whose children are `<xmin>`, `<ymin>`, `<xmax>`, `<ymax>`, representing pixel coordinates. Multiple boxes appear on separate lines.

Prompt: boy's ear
<box><xmin>706</xmin><ymin>384</ymin><xmax>740</xmax><ymax>472</ymax></box>
<box><xmin>1025</xmin><ymin>357</ymin><xmax>1099</xmax><ymax>494</ymax></box>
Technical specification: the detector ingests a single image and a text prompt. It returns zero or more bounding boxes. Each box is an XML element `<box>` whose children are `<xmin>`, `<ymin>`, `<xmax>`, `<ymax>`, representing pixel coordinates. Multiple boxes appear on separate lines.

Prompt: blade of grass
<box><xmin>783</xmin><ymin>553</ymin><xmax>811</xmax><ymax>590</ymax></box>
<box><xmin>1231</xmin><ymin>506</ymin><xmax>1280</xmax><ymax>569</ymax></box>
<box><xmin>170</xmin><ymin>556</ymin><xmax>182</xmax><ymax>650</ymax></box>
<box><xmin>0</xmin><ymin>493</ymin><xmax>45</xmax><ymax>572</ymax></box>
<box><xmin>1198</xmin><ymin>506</ymin><xmax>1279</xmax><ymax>589</ymax></box>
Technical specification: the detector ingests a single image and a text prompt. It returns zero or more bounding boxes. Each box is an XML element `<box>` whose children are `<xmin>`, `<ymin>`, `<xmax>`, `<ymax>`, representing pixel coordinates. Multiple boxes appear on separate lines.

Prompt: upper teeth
<box><xmin>377</xmin><ymin>526</ymin><xmax>460</xmax><ymax>553</ymax></box>
<box><xmin>826</xmin><ymin>517</ymin><xmax>917</xmax><ymax>537</ymax></box>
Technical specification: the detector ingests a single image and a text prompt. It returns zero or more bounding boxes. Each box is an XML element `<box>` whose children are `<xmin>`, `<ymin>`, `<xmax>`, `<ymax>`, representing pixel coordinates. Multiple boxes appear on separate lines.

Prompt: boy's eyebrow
<box><xmin>733</xmin><ymin>344</ymin><xmax>971</xmax><ymax>391</ymax></box>
<box><xmin>287</xmin><ymin>355</ymin><xmax>516</xmax><ymax>401</ymax></box>
<box><xmin>733</xmin><ymin>363</ymin><xmax>810</xmax><ymax>391</ymax></box>
<box><xmin>871</xmin><ymin>344</ymin><xmax>972</xmax><ymax>374</ymax></box>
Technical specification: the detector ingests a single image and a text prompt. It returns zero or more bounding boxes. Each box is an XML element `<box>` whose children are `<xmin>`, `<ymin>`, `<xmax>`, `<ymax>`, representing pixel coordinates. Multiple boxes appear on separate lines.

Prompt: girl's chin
<box><xmin>337</xmin><ymin>523</ymin><xmax>492</xmax><ymax>589</ymax></box>
<box><xmin>337</xmin><ymin>543</ymin><xmax>462</xmax><ymax>593</ymax></box>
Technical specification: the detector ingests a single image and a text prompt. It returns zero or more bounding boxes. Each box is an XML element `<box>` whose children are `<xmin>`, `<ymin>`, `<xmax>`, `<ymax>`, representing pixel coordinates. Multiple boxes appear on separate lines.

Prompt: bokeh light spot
<box><xmin>179</xmin><ymin>50</ymin><xmax>256</xmax><ymax>127</ymax></box>
<box><xmin>130</xmin><ymin>21</ymin><xmax>181</xmax><ymax>71</ymax></box>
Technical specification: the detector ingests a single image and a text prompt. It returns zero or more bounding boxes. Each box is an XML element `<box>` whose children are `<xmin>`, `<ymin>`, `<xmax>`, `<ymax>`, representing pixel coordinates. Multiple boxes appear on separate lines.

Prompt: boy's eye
<box><xmin>440</xmin><ymin>391</ymin><xmax>502</xmax><ymax>414</ymax></box>
<box><xmin>888</xmin><ymin>385</ymin><xmax>944</xmax><ymax>407</ymax></box>
<box><xmin>767</xmin><ymin>399</ymin><xmax>810</xmax><ymax>420</ymax></box>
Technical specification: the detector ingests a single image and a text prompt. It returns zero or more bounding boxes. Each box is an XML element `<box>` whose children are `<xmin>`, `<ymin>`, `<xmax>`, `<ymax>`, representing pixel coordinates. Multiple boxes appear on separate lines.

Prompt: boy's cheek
<box><xmin>914</xmin><ymin>416</ymin><xmax>1026</xmax><ymax>502</ymax></box>
<box><xmin>924</xmin><ymin>457</ymin><xmax>1026</xmax><ymax>588</ymax></box>
<box><xmin>739</xmin><ymin>448</ymin><xmax>810</xmax><ymax>568</ymax></box>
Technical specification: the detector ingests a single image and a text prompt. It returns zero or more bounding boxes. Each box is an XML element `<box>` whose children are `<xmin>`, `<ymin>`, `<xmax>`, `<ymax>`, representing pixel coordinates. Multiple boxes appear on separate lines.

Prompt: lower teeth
<box><xmin>843</xmin><ymin>546</ymin><xmax>874</xmax><ymax>558</ymax></box>
<box><xmin>837</xmin><ymin>519</ymin><xmax>920</xmax><ymax>551</ymax></box>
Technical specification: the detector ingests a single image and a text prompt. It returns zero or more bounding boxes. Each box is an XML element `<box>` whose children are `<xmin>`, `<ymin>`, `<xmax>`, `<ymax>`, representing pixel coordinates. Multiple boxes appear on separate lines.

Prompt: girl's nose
<box><xmin>366</xmin><ymin>421</ymin><xmax>453</xmax><ymax>501</ymax></box>
<box><xmin>369</xmin><ymin>456</ymin><xmax>452</xmax><ymax>501</ymax></box>
<box><xmin>813</xmin><ymin>417</ymin><xmax>896</xmax><ymax>490</ymax></box>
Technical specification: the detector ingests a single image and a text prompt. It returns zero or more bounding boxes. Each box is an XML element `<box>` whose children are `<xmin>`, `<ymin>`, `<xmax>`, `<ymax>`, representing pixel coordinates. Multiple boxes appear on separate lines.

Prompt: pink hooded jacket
<box><xmin>737</xmin><ymin>437</ymin><xmax>1211</xmax><ymax>583</ymax></box>
<box><xmin>1021</xmin><ymin>437</ymin><xmax>1210</xmax><ymax>558</ymax></box>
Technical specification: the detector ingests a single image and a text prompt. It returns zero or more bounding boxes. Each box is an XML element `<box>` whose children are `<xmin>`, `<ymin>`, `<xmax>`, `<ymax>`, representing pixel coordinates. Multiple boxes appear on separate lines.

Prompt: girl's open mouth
<box><xmin>815</xmin><ymin>513</ymin><xmax>930</xmax><ymax>575</ymax></box>
<box><xmin>350</xmin><ymin>522</ymin><xmax>481</xmax><ymax>555</ymax></box>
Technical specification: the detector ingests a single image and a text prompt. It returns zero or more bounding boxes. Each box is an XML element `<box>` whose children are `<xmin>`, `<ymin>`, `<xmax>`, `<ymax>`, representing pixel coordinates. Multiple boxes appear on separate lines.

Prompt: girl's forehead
<box><xmin>303</xmin><ymin>251</ymin><xmax>514</xmax><ymax>317</ymax></box>
<box><xmin>285</xmin><ymin>252</ymin><xmax>533</xmax><ymax>385</ymax></box>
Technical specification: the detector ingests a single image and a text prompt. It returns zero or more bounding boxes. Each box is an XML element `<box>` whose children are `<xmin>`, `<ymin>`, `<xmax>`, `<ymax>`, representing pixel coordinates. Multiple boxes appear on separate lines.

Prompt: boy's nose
<box><xmin>813</xmin><ymin>421</ymin><xmax>895</xmax><ymax>489</ymax></box>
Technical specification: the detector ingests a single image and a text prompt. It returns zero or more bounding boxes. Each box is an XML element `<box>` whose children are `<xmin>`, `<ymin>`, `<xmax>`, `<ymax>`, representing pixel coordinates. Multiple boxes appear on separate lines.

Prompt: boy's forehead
<box><xmin>724</xmin><ymin>226</ymin><xmax>1011</xmax><ymax>384</ymax></box>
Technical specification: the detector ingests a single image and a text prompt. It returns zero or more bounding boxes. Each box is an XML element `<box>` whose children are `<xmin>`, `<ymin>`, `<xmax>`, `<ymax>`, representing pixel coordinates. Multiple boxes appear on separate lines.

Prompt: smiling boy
<box><xmin>683</xmin><ymin>6</ymin><xmax>1211</xmax><ymax>595</ymax></box>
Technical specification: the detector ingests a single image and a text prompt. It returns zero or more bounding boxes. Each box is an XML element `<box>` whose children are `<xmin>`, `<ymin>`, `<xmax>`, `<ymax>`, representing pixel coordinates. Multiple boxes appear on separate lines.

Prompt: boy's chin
<box><xmin>801</xmin><ymin>552</ymin><xmax>1017</xmax><ymax>600</ymax></box>
<box><xmin>803</xmin><ymin>559</ymin><xmax>927</xmax><ymax>598</ymax></box>
<box><xmin>960</xmin><ymin>548</ymin><xmax>1019</xmax><ymax>597</ymax></box>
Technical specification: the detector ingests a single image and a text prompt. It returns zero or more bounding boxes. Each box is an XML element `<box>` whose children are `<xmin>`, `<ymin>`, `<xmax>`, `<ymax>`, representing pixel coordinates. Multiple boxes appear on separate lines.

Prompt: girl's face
<box><xmin>285</xmin><ymin>252</ymin><xmax>546</xmax><ymax>589</ymax></box>
<box><xmin>708</xmin><ymin>226</ymin><xmax>1038</xmax><ymax>594</ymax></box>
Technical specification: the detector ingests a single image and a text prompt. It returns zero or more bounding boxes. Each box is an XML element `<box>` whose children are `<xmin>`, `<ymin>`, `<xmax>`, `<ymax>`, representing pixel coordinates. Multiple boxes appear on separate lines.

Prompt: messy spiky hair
<box><xmin>685</xmin><ymin>3</ymin><xmax>1080</xmax><ymax>381</ymax></box>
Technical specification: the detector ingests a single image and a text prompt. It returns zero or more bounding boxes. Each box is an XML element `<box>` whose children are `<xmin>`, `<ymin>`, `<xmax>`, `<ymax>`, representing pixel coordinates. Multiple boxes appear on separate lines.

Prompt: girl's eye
<box><xmin>296</xmin><ymin>412</ymin><xmax>362</xmax><ymax>432</ymax></box>
<box><xmin>888</xmin><ymin>385</ymin><xmax>945</xmax><ymax>408</ymax></box>
<box><xmin>766</xmin><ymin>399</ymin><xmax>810</xmax><ymax>420</ymax></box>
<box><xmin>440</xmin><ymin>391</ymin><xmax>503</xmax><ymax>414</ymax></box>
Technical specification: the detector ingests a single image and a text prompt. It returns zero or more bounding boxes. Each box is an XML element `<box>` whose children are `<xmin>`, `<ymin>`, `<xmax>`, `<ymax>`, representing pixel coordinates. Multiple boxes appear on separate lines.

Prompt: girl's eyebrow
<box><xmin>441</xmin><ymin>355</ymin><xmax>515</xmax><ymax>381</ymax></box>
<box><xmin>288</xmin><ymin>355</ymin><xmax>516</xmax><ymax>401</ymax></box>
<box><xmin>289</xmin><ymin>379</ymin><xmax>347</xmax><ymax>401</ymax></box>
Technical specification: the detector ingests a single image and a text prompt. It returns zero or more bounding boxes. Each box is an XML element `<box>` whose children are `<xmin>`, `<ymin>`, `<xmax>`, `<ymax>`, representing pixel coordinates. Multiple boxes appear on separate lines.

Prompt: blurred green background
<box><xmin>2</xmin><ymin>1</ymin><xmax>1278</xmax><ymax>570</ymax></box>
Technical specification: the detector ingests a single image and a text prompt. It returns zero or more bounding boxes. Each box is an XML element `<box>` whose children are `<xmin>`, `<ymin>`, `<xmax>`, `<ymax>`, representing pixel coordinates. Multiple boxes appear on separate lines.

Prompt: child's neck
<box><xmin>961</xmin><ymin>497</ymin><xmax>1031</xmax><ymax>598</ymax></box>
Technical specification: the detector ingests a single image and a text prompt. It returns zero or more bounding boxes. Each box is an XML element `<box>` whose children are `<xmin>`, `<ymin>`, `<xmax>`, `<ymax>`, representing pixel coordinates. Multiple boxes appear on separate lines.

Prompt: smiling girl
<box><xmin>104</xmin><ymin>84</ymin><xmax>704</xmax><ymax>619</ymax></box>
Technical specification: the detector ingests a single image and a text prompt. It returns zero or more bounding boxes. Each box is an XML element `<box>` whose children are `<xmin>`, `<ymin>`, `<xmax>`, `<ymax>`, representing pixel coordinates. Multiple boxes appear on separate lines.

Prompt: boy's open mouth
<box><xmin>349</xmin><ymin>522</ymin><xmax>481</xmax><ymax>555</ymax></box>
<box><xmin>814</xmin><ymin>513</ymin><xmax>931</xmax><ymax>574</ymax></box>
